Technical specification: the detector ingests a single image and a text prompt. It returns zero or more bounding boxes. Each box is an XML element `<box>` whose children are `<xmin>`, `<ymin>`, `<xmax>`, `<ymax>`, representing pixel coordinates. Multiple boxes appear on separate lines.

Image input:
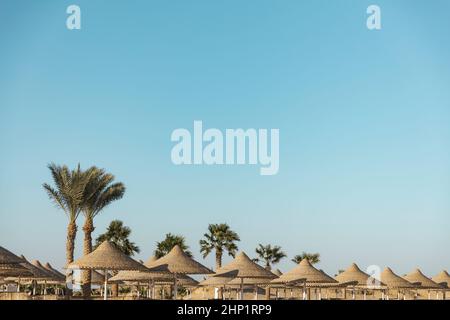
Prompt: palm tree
<box><xmin>80</xmin><ymin>169</ymin><xmax>125</xmax><ymax>298</ymax></box>
<box><xmin>199</xmin><ymin>223</ymin><xmax>240</xmax><ymax>270</ymax></box>
<box><xmin>94</xmin><ymin>220</ymin><xmax>140</xmax><ymax>255</ymax></box>
<box><xmin>154</xmin><ymin>233</ymin><xmax>192</xmax><ymax>258</ymax></box>
<box><xmin>254</xmin><ymin>244</ymin><xmax>286</xmax><ymax>271</ymax></box>
<box><xmin>43</xmin><ymin>163</ymin><xmax>91</xmax><ymax>294</ymax></box>
<box><xmin>291</xmin><ymin>252</ymin><xmax>321</xmax><ymax>265</ymax></box>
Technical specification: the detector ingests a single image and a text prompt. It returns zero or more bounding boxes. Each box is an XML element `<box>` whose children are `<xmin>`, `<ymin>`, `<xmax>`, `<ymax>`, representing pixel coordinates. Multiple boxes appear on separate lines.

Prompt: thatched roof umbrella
<box><xmin>4</xmin><ymin>256</ymin><xmax>53</xmax><ymax>294</ymax></box>
<box><xmin>0</xmin><ymin>246</ymin><xmax>23</xmax><ymax>265</ymax></box>
<box><xmin>403</xmin><ymin>269</ymin><xmax>441</xmax><ymax>289</ymax></box>
<box><xmin>271</xmin><ymin>259</ymin><xmax>334</xmax><ymax>285</ymax></box>
<box><xmin>335</xmin><ymin>263</ymin><xmax>385</xmax><ymax>300</ymax></box>
<box><xmin>43</xmin><ymin>263</ymin><xmax>66</xmax><ymax>282</ymax></box>
<box><xmin>32</xmin><ymin>260</ymin><xmax>60</xmax><ymax>283</ymax></box>
<box><xmin>214</xmin><ymin>252</ymin><xmax>276</xmax><ymax>300</ymax></box>
<box><xmin>68</xmin><ymin>241</ymin><xmax>148</xmax><ymax>300</ymax></box>
<box><xmin>381</xmin><ymin>268</ymin><xmax>416</xmax><ymax>289</ymax></box>
<box><xmin>145</xmin><ymin>245</ymin><xmax>213</xmax><ymax>299</ymax></box>
<box><xmin>380</xmin><ymin>267</ymin><xmax>416</xmax><ymax>300</ymax></box>
<box><xmin>403</xmin><ymin>268</ymin><xmax>442</xmax><ymax>300</ymax></box>
<box><xmin>30</xmin><ymin>260</ymin><xmax>61</xmax><ymax>294</ymax></box>
<box><xmin>432</xmin><ymin>270</ymin><xmax>450</xmax><ymax>289</ymax></box>
<box><xmin>0</xmin><ymin>247</ymin><xmax>33</xmax><ymax>287</ymax></box>
<box><xmin>271</xmin><ymin>259</ymin><xmax>336</xmax><ymax>300</ymax></box>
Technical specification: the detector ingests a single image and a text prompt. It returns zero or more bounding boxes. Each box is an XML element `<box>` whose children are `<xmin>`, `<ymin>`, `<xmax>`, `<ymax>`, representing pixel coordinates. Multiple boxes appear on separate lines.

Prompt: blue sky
<box><xmin>0</xmin><ymin>0</ymin><xmax>449</xmax><ymax>277</ymax></box>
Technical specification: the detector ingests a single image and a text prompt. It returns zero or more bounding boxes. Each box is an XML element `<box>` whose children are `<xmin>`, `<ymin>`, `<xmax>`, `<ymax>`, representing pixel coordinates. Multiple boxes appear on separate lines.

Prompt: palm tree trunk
<box><xmin>215</xmin><ymin>251</ymin><xmax>222</xmax><ymax>270</ymax></box>
<box><xmin>66</xmin><ymin>220</ymin><xmax>77</xmax><ymax>296</ymax></box>
<box><xmin>81</xmin><ymin>217</ymin><xmax>94</xmax><ymax>299</ymax></box>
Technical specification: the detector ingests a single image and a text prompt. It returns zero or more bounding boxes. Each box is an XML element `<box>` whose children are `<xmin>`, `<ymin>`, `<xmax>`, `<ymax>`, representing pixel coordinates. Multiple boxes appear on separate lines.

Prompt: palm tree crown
<box><xmin>81</xmin><ymin>167</ymin><xmax>125</xmax><ymax>220</ymax></box>
<box><xmin>155</xmin><ymin>233</ymin><xmax>192</xmax><ymax>258</ymax></box>
<box><xmin>292</xmin><ymin>252</ymin><xmax>321</xmax><ymax>265</ymax></box>
<box><xmin>95</xmin><ymin>220</ymin><xmax>140</xmax><ymax>256</ymax></box>
<box><xmin>43</xmin><ymin>163</ymin><xmax>88</xmax><ymax>222</ymax></box>
<box><xmin>254</xmin><ymin>244</ymin><xmax>286</xmax><ymax>271</ymax></box>
<box><xmin>199</xmin><ymin>223</ymin><xmax>240</xmax><ymax>270</ymax></box>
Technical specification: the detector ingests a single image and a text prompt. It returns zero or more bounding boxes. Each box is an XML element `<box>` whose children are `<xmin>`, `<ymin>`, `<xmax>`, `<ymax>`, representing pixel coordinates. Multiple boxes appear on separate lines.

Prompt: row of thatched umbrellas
<box><xmin>0</xmin><ymin>246</ymin><xmax>66</xmax><ymax>295</ymax></box>
<box><xmin>2</xmin><ymin>243</ymin><xmax>449</xmax><ymax>300</ymax></box>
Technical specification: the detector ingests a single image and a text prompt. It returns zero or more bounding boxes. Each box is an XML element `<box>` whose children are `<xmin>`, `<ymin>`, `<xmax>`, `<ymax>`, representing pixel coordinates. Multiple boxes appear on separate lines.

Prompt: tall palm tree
<box><xmin>291</xmin><ymin>252</ymin><xmax>321</xmax><ymax>265</ymax></box>
<box><xmin>94</xmin><ymin>220</ymin><xmax>140</xmax><ymax>255</ymax></box>
<box><xmin>199</xmin><ymin>223</ymin><xmax>240</xmax><ymax>270</ymax></box>
<box><xmin>43</xmin><ymin>163</ymin><xmax>91</xmax><ymax>294</ymax></box>
<box><xmin>80</xmin><ymin>169</ymin><xmax>125</xmax><ymax>298</ymax></box>
<box><xmin>254</xmin><ymin>244</ymin><xmax>286</xmax><ymax>271</ymax></box>
<box><xmin>154</xmin><ymin>233</ymin><xmax>192</xmax><ymax>258</ymax></box>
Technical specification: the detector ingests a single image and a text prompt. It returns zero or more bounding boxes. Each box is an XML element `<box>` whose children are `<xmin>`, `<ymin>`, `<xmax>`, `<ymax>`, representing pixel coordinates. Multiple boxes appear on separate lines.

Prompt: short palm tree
<box><xmin>199</xmin><ymin>223</ymin><xmax>240</xmax><ymax>270</ymax></box>
<box><xmin>292</xmin><ymin>252</ymin><xmax>321</xmax><ymax>265</ymax></box>
<box><xmin>154</xmin><ymin>233</ymin><xmax>192</xmax><ymax>258</ymax></box>
<box><xmin>80</xmin><ymin>169</ymin><xmax>125</xmax><ymax>297</ymax></box>
<box><xmin>254</xmin><ymin>244</ymin><xmax>286</xmax><ymax>271</ymax></box>
<box><xmin>94</xmin><ymin>220</ymin><xmax>140</xmax><ymax>255</ymax></box>
<box><xmin>43</xmin><ymin>163</ymin><xmax>91</xmax><ymax>294</ymax></box>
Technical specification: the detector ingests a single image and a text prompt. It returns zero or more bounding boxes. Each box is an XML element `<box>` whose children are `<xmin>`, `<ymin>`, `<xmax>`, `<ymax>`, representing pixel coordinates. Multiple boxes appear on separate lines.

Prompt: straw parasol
<box><xmin>271</xmin><ymin>259</ymin><xmax>335</xmax><ymax>284</ymax></box>
<box><xmin>403</xmin><ymin>269</ymin><xmax>441</xmax><ymax>289</ymax></box>
<box><xmin>270</xmin><ymin>259</ymin><xmax>335</xmax><ymax>300</ymax></box>
<box><xmin>380</xmin><ymin>267</ymin><xmax>416</xmax><ymax>289</ymax></box>
<box><xmin>17</xmin><ymin>255</ymin><xmax>53</xmax><ymax>280</ymax></box>
<box><xmin>68</xmin><ymin>241</ymin><xmax>149</xmax><ymax>300</ymax></box>
<box><xmin>145</xmin><ymin>245</ymin><xmax>213</xmax><ymax>299</ymax></box>
<box><xmin>0</xmin><ymin>246</ymin><xmax>23</xmax><ymax>265</ymax></box>
<box><xmin>335</xmin><ymin>263</ymin><xmax>385</xmax><ymax>300</ymax></box>
<box><xmin>432</xmin><ymin>270</ymin><xmax>450</xmax><ymax>289</ymax></box>
<box><xmin>336</xmin><ymin>263</ymin><xmax>385</xmax><ymax>287</ymax></box>
<box><xmin>43</xmin><ymin>263</ymin><xmax>65</xmax><ymax>282</ymax></box>
<box><xmin>214</xmin><ymin>252</ymin><xmax>276</xmax><ymax>300</ymax></box>
<box><xmin>145</xmin><ymin>246</ymin><xmax>213</xmax><ymax>275</ymax></box>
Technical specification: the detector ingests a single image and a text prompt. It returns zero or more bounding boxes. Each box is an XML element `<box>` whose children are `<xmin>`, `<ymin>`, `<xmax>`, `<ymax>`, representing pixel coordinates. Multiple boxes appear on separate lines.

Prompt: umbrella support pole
<box><xmin>174</xmin><ymin>274</ymin><xmax>178</xmax><ymax>300</ymax></box>
<box><xmin>103</xmin><ymin>270</ymin><xmax>108</xmax><ymax>300</ymax></box>
<box><xmin>152</xmin><ymin>280</ymin><xmax>155</xmax><ymax>299</ymax></box>
<box><xmin>240</xmin><ymin>278</ymin><xmax>244</xmax><ymax>300</ymax></box>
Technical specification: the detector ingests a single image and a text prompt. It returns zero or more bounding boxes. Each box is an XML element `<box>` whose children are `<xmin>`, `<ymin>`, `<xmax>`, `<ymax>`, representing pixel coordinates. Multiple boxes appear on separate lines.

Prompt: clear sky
<box><xmin>1</xmin><ymin>0</ymin><xmax>449</xmax><ymax>277</ymax></box>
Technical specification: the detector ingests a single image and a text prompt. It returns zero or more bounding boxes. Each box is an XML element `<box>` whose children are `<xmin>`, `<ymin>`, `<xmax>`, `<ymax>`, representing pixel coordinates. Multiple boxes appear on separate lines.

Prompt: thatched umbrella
<box><xmin>145</xmin><ymin>245</ymin><xmax>213</xmax><ymax>299</ymax></box>
<box><xmin>31</xmin><ymin>260</ymin><xmax>61</xmax><ymax>294</ymax></box>
<box><xmin>68</xmin><ymin>241</ymin><xmax>148</xmax><ymax>300</ymax></box>
<box><xmin>432</xmin><ymin>270</ymin><xmax>450</xmax><ymax>288</ymax></box>
<box><xmin>214</xmin><ymin>252</ymin><xmax>276</xmax><ymax>300</ymax></box>
<box><xmin>4</xmin><ymin>255</ymin><xmax>53</xmax><ymax>295</ymax></box>
<box><xmin>403</xmin><ymin>269</ymin><xmax>441</xmax><ymax>289</ymax></box>
<box><xmin>380</xmin><ymin>267</ymin><xmax>416</xmax><ymax>300</ymax></box>
<box><xmin>271</xmin><ymin>259</ymin><xmax>335</xmax><ymax>300</ymax></box>
<box><xmin>403</xmin><ymin>268</ymin><xmax>442</xmax><ymax>300</ymax></box>
<box><xmin>335</xmin><ymin>263</ymin><xmax>385</xmax><ymax>300</ymax></box>
<box><xmin>0</xmin><ymin>246</ymin><xmax>23</xmax><ymax>265</ymax></box>
<box><xmin>43</xmin><ymin>263</ymin><xmax>66</xmax><ymax>282</ymax></box>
